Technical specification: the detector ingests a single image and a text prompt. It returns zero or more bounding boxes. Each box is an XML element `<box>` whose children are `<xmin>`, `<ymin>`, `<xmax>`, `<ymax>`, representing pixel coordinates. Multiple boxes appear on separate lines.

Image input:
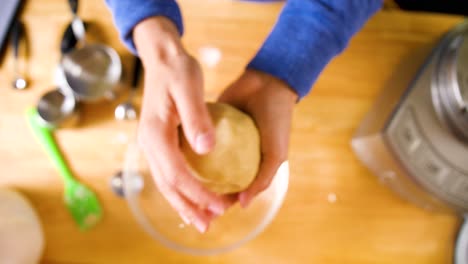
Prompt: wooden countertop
<box><xmin>0</xmin><ymin>1</ymin><xmax>464</xmax><ymax>263</ymax></box>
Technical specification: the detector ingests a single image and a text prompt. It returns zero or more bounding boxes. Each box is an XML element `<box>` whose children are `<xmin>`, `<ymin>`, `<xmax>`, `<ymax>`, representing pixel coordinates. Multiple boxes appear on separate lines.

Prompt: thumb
<box><xmin>173</xmin><ymin>85</ymin><xmax>215</xmax><ymax>155</ymax></box>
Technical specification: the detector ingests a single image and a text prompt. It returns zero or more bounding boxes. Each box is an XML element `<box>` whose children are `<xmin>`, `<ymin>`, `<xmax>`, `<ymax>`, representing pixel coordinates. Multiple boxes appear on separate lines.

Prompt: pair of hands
<box><xmin>134</xmin><ymin>17</ymin><xmax>297</xmax><ymax>233</ymax></box>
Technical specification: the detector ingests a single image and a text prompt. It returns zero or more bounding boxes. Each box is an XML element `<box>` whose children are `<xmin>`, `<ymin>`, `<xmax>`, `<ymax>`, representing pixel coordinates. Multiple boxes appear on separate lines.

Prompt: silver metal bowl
<box><xmin>36</xmin><ymin>89</ymin><xmax>79</xmax><ymax>129</ymax></box>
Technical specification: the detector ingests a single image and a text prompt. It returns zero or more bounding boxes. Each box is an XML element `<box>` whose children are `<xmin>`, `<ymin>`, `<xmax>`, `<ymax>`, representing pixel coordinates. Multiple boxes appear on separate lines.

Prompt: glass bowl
<box><xmin>121</xmin><ymin>139</ymin><xmax>289</xmax><ymax>255</ymax></box>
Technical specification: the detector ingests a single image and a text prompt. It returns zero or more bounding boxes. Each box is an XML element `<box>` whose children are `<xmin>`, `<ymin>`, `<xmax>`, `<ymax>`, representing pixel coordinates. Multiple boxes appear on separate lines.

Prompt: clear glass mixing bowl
<box><xmin>121</xmin><ymin>138</ymin><xmax>289</xmax><ymax>255</ymax></box>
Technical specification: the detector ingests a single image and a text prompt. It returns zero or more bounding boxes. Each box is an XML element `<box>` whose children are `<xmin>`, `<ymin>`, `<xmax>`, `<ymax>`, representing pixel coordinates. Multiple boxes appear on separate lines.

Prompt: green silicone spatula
<box><xmin>26</xmin><ymin>107</ymin><xmax>102</xmax><ymax>230</ymax></box>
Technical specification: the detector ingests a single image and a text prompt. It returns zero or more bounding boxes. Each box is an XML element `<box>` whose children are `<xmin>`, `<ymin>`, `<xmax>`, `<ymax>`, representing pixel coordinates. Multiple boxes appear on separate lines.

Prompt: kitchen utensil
<box><xmin>110</xmin><ymin>170</ymin><xmax>143</xmax><ymax>197</ymax></box>
<box><xmin>110</xmin><ymin>171</ymin><xmax>125</xmax><ymax>197</ymax></box>
<box><xmin>68</xmin><ymin>0</ymin><xmax>85</xmax><ymax>43</ymax></box>
<box><xmin>61</xmin><ymin>20</ymin><xmax>87</xmax><ymax>54</ymax></box>
<box><xmin>41</xmin><ymin>23</ymin><xmax>81</xmax><ymax>129</ymax></box>
<box><xmin>60</xmin><ymin>43</ymin><xmax>122</xmax><ymax>102</ymax></box>
<box><xmin>54</xmin><ymin>20</ymin><xmax>85</xmax><ymax>92</ymax></box>
<box><xmin>71</xmin><ymin>17</ymin><xmax>85</xmax><ymax>43</ymax></box>
<box><xmin>121</xmin><ymin>135</ymin><xmax>289</xmax><ymax>255</ymax></box>
<box><xmin>58</xmin><ymin>0</ymin><xmax>122</xmax><ymax>102</ymax></box>
<box><xmin>26</xmin><ymin>107</ymin><xmax>102</xmax><ymax>230</ymax></box>
<box><xmin>10</xmin><ymin>19</ymin><xmax>27</xmax><ymax>90</ymax></box>
<box><xmin>455</xmin><ymin>218</ymin><xmax>468</xmax><ymax>264</ymax></box>
<box><xmin>114</xmin><ymin>57</ymin><xmax>141</xmax><ymax>121</ymax></box>
<box><xmin>68</xmin><ymin>0</ymin><xmax>78</xmax><ymax>16</ymax></box>
<box><xmin>351</xmin><ymin>20</ymin><xmax>468</xmax><ymax>213</ymax></box>
<box><xmin>36</xmin><ymin>89</ymin><xmax>79</xmax><ymax>129</ymax></box>
<box><xmin>55</xmin><ymin>22</ymin><xmax>77</xmax><ymax>90</ymax></box>
<box><xmin>0</xmin><ymin>0</ymin><xmax>22</xmax><ymax>63</ymax></box>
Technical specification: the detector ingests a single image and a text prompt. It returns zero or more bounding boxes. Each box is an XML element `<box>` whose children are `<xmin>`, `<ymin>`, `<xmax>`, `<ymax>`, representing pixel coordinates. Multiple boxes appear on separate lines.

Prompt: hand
<box><xmin>134</xmin><ymin>17</ymin><xmax>232</xmax><ymax>233</ymax></box>
<box><xmin>218</xmin><ymin>69</ymin><xmax>298</xmax><ymax>207</ymax></box>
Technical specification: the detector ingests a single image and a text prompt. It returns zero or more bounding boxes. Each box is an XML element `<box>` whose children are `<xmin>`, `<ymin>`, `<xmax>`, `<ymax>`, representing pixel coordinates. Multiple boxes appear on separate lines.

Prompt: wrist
<box><xmin>244</xmin><ymin>69</ymin><xmax>298</xmax><ymax>104</ymax></box>
<box><xmin>134</xmin><ymin>16</ymin><xmax>185</xmax><ymax>67</ymax></box>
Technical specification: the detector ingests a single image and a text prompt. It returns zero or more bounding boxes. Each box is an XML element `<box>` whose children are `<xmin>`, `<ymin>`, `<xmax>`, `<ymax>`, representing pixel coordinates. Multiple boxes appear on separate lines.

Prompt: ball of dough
<box><xmin>180</xmin><ymin>102</ymin><xmax>260</xmax><ymax>194</ymax></box>
<box><xmin>0</xmin><ymin>188</ymin><xmax>45</xmax><ymax>263</ymax></box>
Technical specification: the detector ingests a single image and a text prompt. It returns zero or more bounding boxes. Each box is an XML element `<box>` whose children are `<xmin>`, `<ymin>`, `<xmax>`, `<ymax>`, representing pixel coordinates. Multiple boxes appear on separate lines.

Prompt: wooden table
<box><xmin>0</xmin><ymin>1</ymin><xmax>464</xmax><ymax>263</ymax></box>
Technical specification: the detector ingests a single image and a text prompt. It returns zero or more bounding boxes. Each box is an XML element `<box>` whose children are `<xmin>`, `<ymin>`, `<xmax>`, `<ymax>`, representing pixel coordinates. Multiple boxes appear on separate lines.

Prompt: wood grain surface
<box><xmin>0</xmin><ymin>0</ymin><xmax>464</xmax><ymax>263</ymax></box>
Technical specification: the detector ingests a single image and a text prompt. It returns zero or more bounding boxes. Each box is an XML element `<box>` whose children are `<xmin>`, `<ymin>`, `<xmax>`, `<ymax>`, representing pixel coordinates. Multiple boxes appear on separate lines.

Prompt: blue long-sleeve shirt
<box><xmin>106</xmin><ymin>0</ymin><xmax>382</xmax><ymax>99</ymax></box>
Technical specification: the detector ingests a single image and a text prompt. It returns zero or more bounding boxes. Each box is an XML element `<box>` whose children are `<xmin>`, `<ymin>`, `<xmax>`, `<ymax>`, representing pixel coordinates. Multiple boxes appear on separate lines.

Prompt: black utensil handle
<box><xmin>61</xmin><ymin>22</ymin><xmax>77</xmax><ymax>54</ymax></box>
<box><xmin>131</xmin><ymin>57</ymin><xmax>142</xmax><ymax>89</ymax></box>
<box><xmin>68</xmin><ymin>0</ymin><xmax>79</xmax><ymax>15</ymax></box>
<box><xmin>10</xmin><ymin>19</ymin><xmax>22</xmax><ymax>58</ymax></box>
<box><xmin>0</xmin><ymin>0</ymin><xmax>23</xmax><ymax>64</ymax></box>
<box><xmin>60</xmin><ymin>21</ymin><xmax>88</xmax><ymax>54</ymax></box>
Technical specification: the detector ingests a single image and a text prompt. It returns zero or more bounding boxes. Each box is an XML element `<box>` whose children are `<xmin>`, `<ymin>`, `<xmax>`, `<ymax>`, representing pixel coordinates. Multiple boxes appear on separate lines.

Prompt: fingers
<box><xmin>139</xmin><ymin>120</ymin><xmax>225</xmax><ymax>232</ymax></box>
<box><xmin>149</xmin><ymin>162</ymin><xmax>212</xmax><ymax>233</ymax></box>
<box><xmin>171</xmin><ymin>57</ymin><xmax>215</xmax><ymax>155</ymax></box>
<box><xmin>238</xmin><ymin>116</ymin><xmax>289</xmax><ymax>207</ymax></box>
<box><xmin>154</xmin><ymin>170</ymin><xmax>212</xmax><ymax>233</ymax></box>
<box><xmin>218</xmin><ymin>74</ymin><xmax>295</xmax><ymax>208</ymax></box>
<box><xmin>140</xmin><ymin>118</ymin><xmax>230</xmax><ymax>217</ymax></box>
<box><xmin>239</xmin><ymin>155</ymin><xmax>283</xmax><ymax>208</ymax></box>
<box><xmin>136</xmin><ymin>45</ymin><xmax>232</xmax><ymax>233</ymax></box>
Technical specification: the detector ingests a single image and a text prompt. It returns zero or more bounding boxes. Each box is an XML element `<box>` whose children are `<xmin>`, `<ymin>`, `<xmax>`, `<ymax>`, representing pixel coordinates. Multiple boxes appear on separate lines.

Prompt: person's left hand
<box><xmin>218</xmin><ymin>69</ymin><xmax>298</xmax><ymax>207</ymax></box>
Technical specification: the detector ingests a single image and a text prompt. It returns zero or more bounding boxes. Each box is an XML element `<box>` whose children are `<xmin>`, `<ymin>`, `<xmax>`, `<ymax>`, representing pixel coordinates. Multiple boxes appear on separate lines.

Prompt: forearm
<box><xmin>105</xmin><ymin>0</ymin><xmax>184</xmax><ymax>54</ymax></box>
<box><xmin>248</xmin><ymin>0</ymin><xmax>383</xmax><ymax>99</ymax></box>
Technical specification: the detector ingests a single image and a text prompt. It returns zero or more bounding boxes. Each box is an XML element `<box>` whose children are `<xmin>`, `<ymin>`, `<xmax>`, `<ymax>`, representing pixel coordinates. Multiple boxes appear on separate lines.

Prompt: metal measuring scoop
<box><xmin>60</xmin><ymin>43</ymin><xmax>122</xmax><ymax>101</ymax></box>
<box><xmin>33</xmin><ymin>20</ymin><xmax>83</xmax><ymax>130</ymax></box>
<box><xmin>36</xmin><ymin>89</ymin><xmax>79</xmax><ymax>129</ymax></box>
<box><xmin>10</xmin><ymin>19</ymin><xmax>27</xmax><ymax>90</ymax></box>
<box><xmin>59</xmin><ymin>0</ymin><xmax>122</xmax><ymax>102</ymax></box>
<box><xmin>110</xmin><ymin>170</ymin><xmax>144</xmax><ymax>197</ymax></box>
<box><xmin>115</xmin><ymin>57</ymin><xmax>142</xmax><ymax>121</ymax></box>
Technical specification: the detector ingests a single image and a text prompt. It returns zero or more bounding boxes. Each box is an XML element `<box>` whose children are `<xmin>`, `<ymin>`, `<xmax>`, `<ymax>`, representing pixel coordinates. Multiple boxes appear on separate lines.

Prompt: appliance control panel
<box><xmin>386</xmin><ymin>58</ymin><xmax>468</xmax><ymax>212</ymax></box>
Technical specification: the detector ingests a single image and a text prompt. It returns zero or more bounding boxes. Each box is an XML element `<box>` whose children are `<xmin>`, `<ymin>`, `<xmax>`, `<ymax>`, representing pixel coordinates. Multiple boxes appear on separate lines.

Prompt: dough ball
<box><xmin>180</xmin><ymin>102</ymin><xmax>260</xmax><ymax>194</ymax></box>
<box><xmin>0</xmin><ymin>188</ymin><xmax>45</xmax><ymax>264</ymax></box>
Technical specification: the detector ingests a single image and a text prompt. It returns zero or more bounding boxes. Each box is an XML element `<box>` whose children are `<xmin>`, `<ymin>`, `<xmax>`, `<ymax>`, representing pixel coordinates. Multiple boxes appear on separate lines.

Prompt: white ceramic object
<box><xmin>0</xmin><ymin>188</ymin><xmax>45</xmax><ymax>264</ymax></box>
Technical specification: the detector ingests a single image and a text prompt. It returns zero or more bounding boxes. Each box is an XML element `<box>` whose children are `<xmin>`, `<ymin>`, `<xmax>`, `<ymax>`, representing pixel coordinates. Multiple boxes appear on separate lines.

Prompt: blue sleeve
<box><xmin>106</xmin><ymin>0</ymin><xmax>382</xmax><ymax>99</ymax></box>
<box><xmin>247</xmin><ymin>0</ymin><xmax>382</xmax><ymax>99</ymax></box>
<box><xmin>105</xmin><ymin>0</ymin><xmax>184</xmax><ymax>54</ymax></box>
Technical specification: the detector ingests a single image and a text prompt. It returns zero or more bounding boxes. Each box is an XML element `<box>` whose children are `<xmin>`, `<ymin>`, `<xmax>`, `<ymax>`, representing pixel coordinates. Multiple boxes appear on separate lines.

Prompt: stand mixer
<box><xmin>352</xmin><ymin>20</ymin><xmax>468</xmax><ymax>263</ymax></box>
<box><xmin>353</xmin><ymin>20</ymin><xmax>468</xmax><ymax>213</ymax></box>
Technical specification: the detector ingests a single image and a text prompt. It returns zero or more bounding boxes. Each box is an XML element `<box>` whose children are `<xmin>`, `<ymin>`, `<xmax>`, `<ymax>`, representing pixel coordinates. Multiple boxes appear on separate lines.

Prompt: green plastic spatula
<box><xmin>26</xmin><ymin>107</ymin><xmax>102</xmax><ymax>230</ymax></box>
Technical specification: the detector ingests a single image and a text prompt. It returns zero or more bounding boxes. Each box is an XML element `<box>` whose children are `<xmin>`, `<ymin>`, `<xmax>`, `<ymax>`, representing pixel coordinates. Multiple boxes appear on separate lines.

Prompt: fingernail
<box><xmin>194</xmin><ymin>220</ymin><xmax>208</xmax><ymax>233</ymax></box>
<box><xmin>179</xmin><ymin>213</ymin><xmax>191</xmax><ymax>225</ymax></box>
<box><xmin>208</xmin><ymin>204</ymin><xmax>225</xmax><ymax>216</ymax></box>
<box><xmin>195</xmin><ymin>132</ymin><xmax>214</xmax><ymax>154</ymax></box>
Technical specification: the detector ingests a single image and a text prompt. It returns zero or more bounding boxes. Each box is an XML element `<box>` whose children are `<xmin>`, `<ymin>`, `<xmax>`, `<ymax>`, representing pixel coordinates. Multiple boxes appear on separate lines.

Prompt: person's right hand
<box><xmin>133</xmin><ymin>17</ymin><xmax>232</xmax><ymax>233</ymax></box>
